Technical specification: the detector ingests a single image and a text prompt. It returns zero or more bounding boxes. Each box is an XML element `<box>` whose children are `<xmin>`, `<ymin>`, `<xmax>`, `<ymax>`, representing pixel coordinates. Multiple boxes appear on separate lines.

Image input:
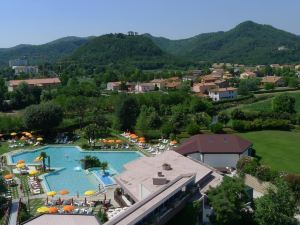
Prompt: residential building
<box><xmin>9</xmin><ymin>58</ymin><xmax>28</xmax><ymax>67</ymax></box>
<box><xmin>208</xmin><ymin>87</ymin><xmax>237</xmax><ymax>101</ymax></box>
<box><xmin>240</xmin><ymin>71</ymin><xmax>257</xmax><ymax>79</ymax></box>
<box><xmin>21</xmin><ymin>214</ymin><xmax>101</xmax><ymax>225</ymax></box>
<box><xmin>109</xmin><ymin>151</ymin><xmax>222</xmax><ymax>225</ymax></box>
<box><xmin>261</xmin><ymin>76</ymin><xmax>284</xmax><ymax>87</ymax></box>
<box><xmin>201</xmin><ymin>75</ymin><xmax>219</xmax><ymax>84</ymax></box>
<box><xmin>13</xmin><ymin>66</ymin><xmax>38</xmax><ymax>75</ymax></box>
<box><xmin>8</xmin><ymin>78</ymin><xmax>61</xmax><ymax>92</ymax></box>
<box><xmin>175</xmin><ymin>134</ymin><xmax>252</xmax><ymax>169</ymax></box>
<box><xmin>270</xmin><ymin>64</ymin><xmax>281</xmax><ymax>69</ymax></box>
<box><xmin>214</xmin><ymin>79</ymin><xmax>228</xmax><ymax>88</ymax></box>
<box><xmin>107</xmin><ymin>82</ymin><xmax>122</xmax><ymax>91</ymax></box>
<box><xmin>165</xmin><ymin>81</ymin><xmax>181</xmax><ymax>90</ymax></box>
<box><xmin>135</xmin><ymin>83</ymin><xmax>155</xmax><ymax>93</ymax></box>
<box><xmin>150</xmin><ymin>79</ymin><xmax>166</xmax><ymax>90</ymax></box>
<box><xmin>192</xmin><ymin>82</ymin><xmax>217</xmax><ymax>94</ymax></box>
<box><xmin>182</xmin><ymin>75</ymin><xmax>198</xmax><ymax>82</ymax></box>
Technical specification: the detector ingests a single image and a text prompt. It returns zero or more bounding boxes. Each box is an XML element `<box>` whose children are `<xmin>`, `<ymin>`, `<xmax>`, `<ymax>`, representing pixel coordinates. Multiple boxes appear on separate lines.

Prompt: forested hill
<box><xmin>0</xmin><ymin>36</ymin><xmax>91</xmax><ymax>66</ymax></box>
<box><xmin>67</xmin><ymin>33</ymin><xmax>184</xmax><ymax>69</ymax></box>
<box><xmin>146</xmin><ymin>21</ymin><xmax>300</xmax><ymax>64</ymax></box>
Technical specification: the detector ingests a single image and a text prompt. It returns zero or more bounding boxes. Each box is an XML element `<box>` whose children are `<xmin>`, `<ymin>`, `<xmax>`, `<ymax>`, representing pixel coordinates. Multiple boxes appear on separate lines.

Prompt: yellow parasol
<box><xmin>16</xmin><ymin>163</ymin><xmax>25</xmax><ymax>169</ymax></box>
<box><xmin>47</xmin><ymin>191</ymin><xmax>57</xmax><ymax>197</ymax></box>
<box><xmin>37</xmin><ymin>137</ymin><xmax>43</xmax><ymax>141</ymax></box>
<box><xmin>84</xmin><ymin>190</ymin><xmax>95</xmax><ymax>196</ymax></box>
<box><xmin>10</xmin><ymin>132</ymin><xmax>17</xmax><ymax>136</ymax></box>
<box><xmin>34</xmin><ymin>156</ymin><xmax>43</xmax><ymax>162</ymax></box>
<box><xmin>29</xmin><ymin>170</ymin><xmax>38</xmax><ymax>176</ymax></box>
<box><xmin>37</xmin><ymin>206</ymin><xmax>49</xmax><ymax>213</ymax></box>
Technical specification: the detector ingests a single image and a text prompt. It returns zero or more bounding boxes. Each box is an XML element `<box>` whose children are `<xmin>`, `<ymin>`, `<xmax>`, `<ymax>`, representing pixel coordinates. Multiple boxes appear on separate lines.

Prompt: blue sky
<box><xmin>1</xmin><ymin>0</ymin><xmax>300</xmax><ymax>47</ymax></box>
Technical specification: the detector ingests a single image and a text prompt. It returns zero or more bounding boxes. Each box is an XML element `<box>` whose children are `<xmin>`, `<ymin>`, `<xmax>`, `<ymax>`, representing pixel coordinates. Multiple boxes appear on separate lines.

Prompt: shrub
<box><xmin>236</xmin><ymin>156</ymin><xmax>259</xmax><ymax>176</ymax></box>
<box><xmin>284</xmin><ymin>174</ymin><xmax>300</xmax><ymax>202</ymax></box>
<box><xmin>186</xmin><ymin>123</ymin><xmax>201</xmax><ymax>135</ymax></box>
<box><xmin>210</xmin><ymin>123</ymin><xmax>223</xmax><ymax>134</ymax></box>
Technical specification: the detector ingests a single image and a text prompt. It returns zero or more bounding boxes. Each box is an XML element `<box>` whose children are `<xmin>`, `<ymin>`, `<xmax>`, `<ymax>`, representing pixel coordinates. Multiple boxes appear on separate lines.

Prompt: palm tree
<box><xmin>40</xmin><ymin>152</ymin><xmax>47</xmax><ymax>172</ymax></box>
<box><xmin>100</xmin><ymin>162</ymin><xmax>108</xmax><ymax>175</ymax></box>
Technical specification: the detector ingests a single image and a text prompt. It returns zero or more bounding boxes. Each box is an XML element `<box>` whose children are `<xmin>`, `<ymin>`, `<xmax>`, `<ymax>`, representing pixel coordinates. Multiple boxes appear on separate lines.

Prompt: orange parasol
<box><xmin>115</xmin><ymin>140</ymin><xmax>122</xmax><ymax>144</ymax></box>
<box><xmin>17</xmin><ymin>160</ymin><xmax>25</xmax><ymax>164</ymax></box>
<box><xmin>4</xmin><ymin>174</ymin><xmax>13</xmax><ymax>179</ymax></box>
<box><xmin>48</xmin><ymin>207</ymin><xmax>58</xmax><ymax>214</ymax></box>
<box><xmin>59</xmin><ymin>189</ymin><xmax>69</xmax><ymax>195</ymax></box>
<box><xmin>63</xmin><ymin>205</ymin><xmax>74</xmax><ymax>212</ymax></box>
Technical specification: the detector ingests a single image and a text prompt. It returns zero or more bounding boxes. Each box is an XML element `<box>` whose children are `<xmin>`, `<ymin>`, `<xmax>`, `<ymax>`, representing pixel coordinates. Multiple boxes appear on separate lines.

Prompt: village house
<box><xmin>214</xmin><ymin>79</ymin><xmax>229</xmax><ymax>88</ymax></box>
<box><xmin>192</xmin><ymin>82</ymin><xmax>217</xmax><ymax>94</ymax></box>
<box><xmin>175</xmin><ymin>134</ymin><xmax>252</xmax><ymax>169</ymax></box>
<box><xmin>208</xmin><ymin>87</ymin><xmax>237</xmax><ymax>101</ymax></box>
<box><xmin>182</xmin><ymin>74</ymin><xmax>199</xmax><ymax>82</ymax></box>
<box><xmin>201</xmin><ymin>75</ymin><xmax>219</xmax><ymax>84</ymax></box>
<box><xmin>8</xmin><ymin>78</ymin><xmax>61</xmax><ymax>92</ymax></box>
<box><xmin>150</xmin><ymin>79</ymin><xmax>166</xmax><ymax>90</ymax></box>
<box><xmin>240</xmin><ymin>71</ymin><xmax>257</xmax><ymax>79</ymax></box>
<box><xmin>261</xmin><ymin>76</ymin><xmax>284</xmax><ymax>87</ymax></box>
<box><xmin>135</xmin><ymin>83</ymin><xmax>155</xmax><ymax>93</ymax></box>
<box><xmin>106</xmin><ymin>81</ymin><xmax>122</xmax><ymax>91</ymax></box>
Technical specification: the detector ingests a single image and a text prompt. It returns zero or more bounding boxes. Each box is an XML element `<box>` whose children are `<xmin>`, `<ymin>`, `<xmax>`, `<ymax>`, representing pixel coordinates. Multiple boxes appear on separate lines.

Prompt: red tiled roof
<box><xmin>175</xmin><ymin>134</ymin><xmax>252</xmax><ymax>155</ymax></box>
<box><xmin>9</xmin><ymin>78</ymin><xmax>61</xmax><ymax>86</ymax></box>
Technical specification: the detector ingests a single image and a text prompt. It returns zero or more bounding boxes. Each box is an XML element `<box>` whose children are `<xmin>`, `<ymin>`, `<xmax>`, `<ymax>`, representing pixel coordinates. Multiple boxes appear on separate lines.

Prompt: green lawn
<box><xmin>238</xmin><ymin>130</ymin><xmax>300</xmax><ymax>174</ymax></box>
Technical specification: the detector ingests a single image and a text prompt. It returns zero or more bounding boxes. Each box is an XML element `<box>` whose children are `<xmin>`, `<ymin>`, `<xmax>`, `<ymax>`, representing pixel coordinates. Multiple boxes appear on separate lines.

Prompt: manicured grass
<box><xmin>0</xmin><ymin>142</ymin><xmax>9</xmax><ymax>155</ymax></box>
<box><xmin>238</xmin><ymin>130</ymin><xmax>300</xmax><ymax>174</ymax></box>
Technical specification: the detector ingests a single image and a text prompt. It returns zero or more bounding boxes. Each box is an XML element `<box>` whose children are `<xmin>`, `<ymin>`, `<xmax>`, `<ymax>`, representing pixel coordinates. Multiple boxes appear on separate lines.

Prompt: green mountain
<box><xmin>0</xmin><ymin>36</ymin><xmax>92</xmax><ymax>66</ymax></box>
<box><xmin>68</xmin><ymin>33</ymin><xmax>184</xmax><ymax>69</ymax></box>
<box><xmin>146</xmin><ymin>21</ymin><xmax>300</xmax><ymax>64</ymax></box>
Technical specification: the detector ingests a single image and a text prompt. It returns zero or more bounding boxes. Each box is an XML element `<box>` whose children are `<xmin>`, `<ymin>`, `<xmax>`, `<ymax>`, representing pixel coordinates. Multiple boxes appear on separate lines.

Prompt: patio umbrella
<box><xmin>37</xmin><ymin>137</ymin><xmax>43</xmax><ymax>141</ymax></box>
<box><xmin>20</xmin><ymin>136</ymin><xmax>27</xmax><ymax>141</ymax></box>
<box><xmin>37</xmin><ymin>207</ymin><xmax>49</xmax><ymax>213</ymax></box>
<box><xmin>16</xmin><ymin>163</ymin><xmax>25</xmax><ymax>169</ymax></box>
<box><xmin>17</xmin><ymin>160</ymin><xmax>25</xmax><ymax>164</ymax></box>
<box><xmin>34</xmin><ymin>156</ymin><xmax>43</xmax><ymax>162</ymax></box>
<box><xmin>10</xmin><ymin>132</ymin><xmax>17</xmax><ymax>136</ymax></box>
<box><xmin>84</xmin><ymin>190</ymin><xmax>95</xmax><ymax>196</ymax></box>
<box><xmin>29</xmin><ymin>170</ymin><xmax>38</xmax><ymax>176</ymax></box>
<box><xmin>47</xmin><ymin>191</ymin><xmax>57</xmax><ymax>197</ymax></box>
<box><xmin>115</xmin><ymin>140</ymin><xmax>122</xmax><ymax>144</ymax></box>
<box><xmin>170</xmin><ymin>140</ymin><xmax>177</xmax><ymax>145</ymax></box>
<box><xmin>48</xmin><ymin>207</ymin><xmax>58</xmax><ymax>214</ymax></box>
<box><xmin>59</xmin><ymin>189</ymin><xmax>69</xmax><ymax>195</ymax></box>
<box><xmin>107</xmin><ymin>140</ymin><xmax>115</xmax><ymax>144</ymax></box>
<box><xmin>63</xmin><ymin>205</ymin><xmax>74</xmax><ymax>212</ymax></box>
<box><xmin>4</xmin><ymin>174</ymin><xmax>13</xmax><ymax>179</ymax></box>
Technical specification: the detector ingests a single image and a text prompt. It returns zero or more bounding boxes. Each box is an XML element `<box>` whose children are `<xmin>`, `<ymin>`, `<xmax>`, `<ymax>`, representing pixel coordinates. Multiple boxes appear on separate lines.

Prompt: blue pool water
<box><xmin>10</xmin><ymin>146</ymin><xmax>142</xmax><ymax>196</ymax></box>
<box><xmin>90</xmin><ymin>169</ymin><xmax>115</xmax><ymax>186</ymax></box>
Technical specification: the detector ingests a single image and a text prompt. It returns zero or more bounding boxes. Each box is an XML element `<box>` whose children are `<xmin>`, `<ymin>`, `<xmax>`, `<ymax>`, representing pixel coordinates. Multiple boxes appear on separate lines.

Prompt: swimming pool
<box><xmin>90</xmin><ymin>169</ymin><xmax>115</xmax><ymax>186</ymax></box>
<box><xmin>9</xmin><ymin>146</ymin><xmax>142</xmax><ymax>196</ymax></box>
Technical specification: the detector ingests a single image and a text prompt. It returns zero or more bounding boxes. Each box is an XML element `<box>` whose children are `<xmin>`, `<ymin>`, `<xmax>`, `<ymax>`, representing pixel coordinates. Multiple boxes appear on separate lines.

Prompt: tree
<box><xmin>208</xmin><ymin>177</ymin><xmax>253</xmax><ymax>225</ymax></box>
<box><xmin>255</xmin><ymin>179</ymin><xmax>298</xmax><ymax>225</ymax></box>
<box><xmin>272</xmin><ymin>94</ymin><xmax>296</xmax><ymax>114</ymax></box>
<box><xmin>238</xmin><ymin>79</ymin><xmax>259</xmax><ymax>95</ymax></box>
<box><xmin>186</xmin><ymin>123</ymin><xmax>200</xmax><ymax>135</ymax></box>
<box><xmin>218</xmin><ymin>112</ymin><xmax>230</xmax><ymax>125</ymax></box>
<box><xmin>66</xmin><ymin>96</ymin><xmax>90</xmax><ymax>129</ymax></box>
<box><xmin>100</xmin><ymin>161</ymin><xmax>108</xmax><ymax>174</ymax></box>
<box><xmin>91</xmin><ymin>110</ymin><xmax>110</xmax><ymax>137</ymax></box>
<box><xmin>264</xmin><ymin>83</ymin><xmax>275</xmax><ymax>90</ymax></box>
<box><xmin>80</xmin><ymin>156</ymin><xmax>101</xmax><ymax>169</ymax></box>
<box><xmin>210</xmin><ymin>122</ymin><xmax>223</xmax><ymax>133</ymax></box>
<box><xmin>84</xmin><ymin>124</ymin><xmax>101</xmax><ymax>146</ymax></box>
<box><xmin>40</xmin><ymin>151</ymin><xmax>48</xmax><ymax>172</ymax></box>
<box><xmin>23</xmin><ymin>102</ymin><xmax>63</xmax><ymax>131</ymax></box>
<box><xmin>288</xmin><ymin>77</ymin><xmax>299</xmax><ymax>88</ymax></box>
<box><xmin>114</xmin><ymin>96</ymin><xmax>139</xmax><ymax>131</ymax></box>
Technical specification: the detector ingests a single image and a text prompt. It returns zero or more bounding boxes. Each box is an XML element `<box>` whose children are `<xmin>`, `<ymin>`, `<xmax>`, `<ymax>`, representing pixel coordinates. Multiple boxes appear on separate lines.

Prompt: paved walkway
<box><xmin>8</xmin><ymin>200</ymin><xmax>19</xmax><ymax>225</ymax></box>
